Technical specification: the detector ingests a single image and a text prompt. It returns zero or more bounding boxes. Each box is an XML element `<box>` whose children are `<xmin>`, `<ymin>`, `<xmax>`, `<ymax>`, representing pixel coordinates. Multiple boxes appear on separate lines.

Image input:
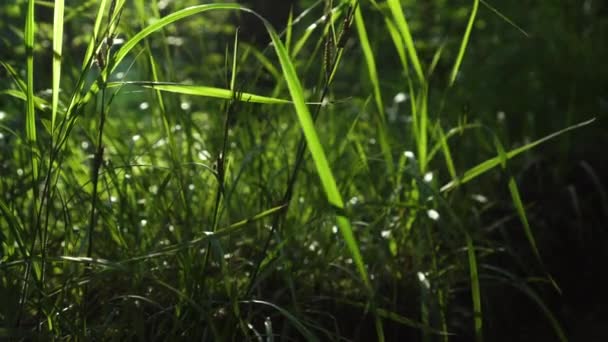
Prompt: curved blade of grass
<box><xmin>385</xmin><ymin>0</ymin><xmax>424</xmax><ymax>82</ymax></box>
<box><xmin>109</xmin><ymin>81</ymin><xmax>290</xmax><ymax>104</ymax></box>
<box><xmin>465</xmin><ymin>234</ymin><xmax>483</xmax><ymax>342</ymax></box>
<box><xmin>480</xmin><ymin>0</ymin><xmax>529</xmax><ymax>37</ymax></box>
<box><xmin>1</xmin><ymin>89</ymin><xmax>50</xmax><ymax>110</ymax></box>
<box><xmin>112</xmin><ymin>4</ymin><xmax>241</xmax><ymax>73</ymax></box>
<box><xmin>122</xmin><ymin>204</ymin><xmax>286</xmax><ymax>263</ymax></box>
<box><xmin>435</xmin><ymin>125</ymin><xmax>458</xmax><ymax>180</ymax></box>
<box><xmin>51</xmin><ymin>0</ymin><xmax>65</xmax><ymax>134</ymax></box>
<box><xmin>264</xmin><ymin>16</ymin><xmax>367</xmax><ymax>286</ymax></box>
<box><xmin>440</xmin><ymin>118</ymin><xmax>595</xmax><ymax>192</ymax></box>
<box><xmin>449</xmin><ymin>0</ymin><xmax>479</xmax><ymax>87</ymax></box>
<box><xmin>263</xmin><ymin>15</ymin><xmax>384</xmax><ymax>341</ymax></box>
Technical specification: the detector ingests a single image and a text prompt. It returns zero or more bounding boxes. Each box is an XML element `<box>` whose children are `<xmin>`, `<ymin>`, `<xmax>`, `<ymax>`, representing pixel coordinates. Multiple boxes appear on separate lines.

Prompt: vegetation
<box><xmin>1</xmin><ymin>0</ymin><xmax>605</xmax><ymax>340</ymax></box>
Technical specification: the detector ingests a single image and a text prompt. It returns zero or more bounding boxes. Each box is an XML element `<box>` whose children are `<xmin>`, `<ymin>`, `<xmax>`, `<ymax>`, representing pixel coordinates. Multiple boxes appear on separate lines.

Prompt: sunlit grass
<box><xmin>0</xmin><ymin>0</ymin><xmax>595</xmax><ymax>340</ymax></box>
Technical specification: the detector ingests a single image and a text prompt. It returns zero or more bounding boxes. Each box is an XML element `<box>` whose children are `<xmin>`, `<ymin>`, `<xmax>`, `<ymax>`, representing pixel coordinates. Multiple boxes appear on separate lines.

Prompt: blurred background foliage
<box><xmin>1</xmin><ymin>0</ymin><xmax>607</xmax><ymax>340</ymax></box>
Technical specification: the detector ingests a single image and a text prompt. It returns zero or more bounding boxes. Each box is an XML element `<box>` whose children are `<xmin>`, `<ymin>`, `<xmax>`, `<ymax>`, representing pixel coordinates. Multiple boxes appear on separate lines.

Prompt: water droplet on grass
<box><xmin>427</xmin><ymin>209</ymin><xmax>440</xmax><ymax>221</ymax></box>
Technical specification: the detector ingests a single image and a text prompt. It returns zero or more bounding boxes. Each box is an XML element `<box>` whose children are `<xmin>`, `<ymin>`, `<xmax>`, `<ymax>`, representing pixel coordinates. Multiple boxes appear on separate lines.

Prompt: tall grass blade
<box><xmin>354</xmin><ymin>4</ymin><xmax>394</xmax><ymax>174</ymax></box>
<box><xmin>112</xmin><ymin>4</ymin><xmax>241</xmax><ymax>73</ymax></box>
<box><xmin>51</xmin><ymin>0</ymin><xmax>65</xmax><ymax>134</ymax></box>
<box><xmin>263</xmin><ymin>16</ymin><xmax>384</xmax><ymax>341</ymax></box>
<box><xmin>493</xmin><ymin>136</ymin><xmax>542</xmax><ymax>264</ymax></box>
<box><xmin>385</xmin><ymin>0</ymin><xmax>424</xmax><ymax>82</ymax></box>
<box><xmin>441</xmin><ymin>118</ymin><xmax>595</xmax><ymax>192</ymax></box>
<box><xmin>25</xmin><ymin>0</ymin><xmax>38</xmax><ymax>181</ymax></box>
<box><xmin>449</xmin><ymin>0</ymin><xmax>479</xmax><ymax>87</ymax></box>
<box><xmin>109</xmin><ymin>82</ymin><xmax>290</xmax><ymax>104</ymax></box>
<box><xmin>466</xmin><ymin>234</ymin><xmax>483</xmax><ymax>342</ymax></box>
<box><xmin>82</xmin><ymin>0</ymin><xmax>109</xmax><ymax>71</ymax></box>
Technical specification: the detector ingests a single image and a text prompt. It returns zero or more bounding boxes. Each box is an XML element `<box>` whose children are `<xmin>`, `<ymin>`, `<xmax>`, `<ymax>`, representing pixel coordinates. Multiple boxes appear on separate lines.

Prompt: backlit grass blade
<box><xmin>1</xmin><ymin>89</ymin><xmax>50</xmax><ymax>110</ymax></box>
<box><xmin>25</xmin><ymin>0</ymin><xmax>38</xmax><ymax>181</ymax></box>
<box><xmin>466</xmin><ymin>234</ymin><xmax>483</xmax><ymax>342</ymax></box>
<box><xmin>436</xmin><ymin>124</ymin><xmax>458</xmax><ymax>180</ymax></box>
<box><xmin>385</xmin><ymin>0</ymin><xmax>424</xmax><ymax>82</ymax></box>
<box><xmin>354</xmin><ymin>4</ymin><xmax>394</xmax><ymax>174</ymax></box>
<box><xmin>440</xmin><ymin>118</ymin><xmax>595</xmax><ymax>192</ymax></box>
<box><xmin>82</xmin><ymin>0</ymin><xmax>109</xmax><ymax>71</ymax></box>
<box><xmin>108</xmin><ymin>81</ymin><xmax>290</xmax><ymax>104</ymax></box>
<box><xmin>263</xmin><ymin>16</ymin><xmax>384</xmax><ymax>341</ymax></box>
<box><xmin>493</xmin><ymin>135</ymin><xmax>541</xmax><ymax>263</ymax></box>
<box><xmin>51</xmin><ymin>0</ymin><xmax>65</xmax><ymax>134</ymax></box>
<box><xmin>112</xmin><ymin>4</ymin><xmax>241</xmax><ymax>73</ymax></box>
<box><xmin>230</xmin><ymin>28</ymin><xmax>239</xmax><ymax>93</ymax></box>
<box><xmin>265</xmin><ymin>16</ymin><xmax>363</xmax><ymax>283</ymax></box>
<box><xmin>417</xmin><ymin>85</ymin><xmax>429</xmax><ymax>172</ymax></box>
<box><xmin>449</xmin><ymin>0</ymin><xmax>479</xmax><ymax>87</ymax></box>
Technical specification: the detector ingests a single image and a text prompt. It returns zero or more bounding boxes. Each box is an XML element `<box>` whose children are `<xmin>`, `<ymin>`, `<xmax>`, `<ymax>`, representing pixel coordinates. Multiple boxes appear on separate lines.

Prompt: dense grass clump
<box><xmin>0</xmin><ymin>0</ymin><xmax>601</xmax><ymax>340</ymax></box>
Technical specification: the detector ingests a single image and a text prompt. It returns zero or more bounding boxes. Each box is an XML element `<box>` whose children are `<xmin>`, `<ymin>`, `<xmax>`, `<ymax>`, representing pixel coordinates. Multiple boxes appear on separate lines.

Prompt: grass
<box><xmin>0</xmin><ymin>0</ymin><xmax>596</xmax><ymax>340</ymax></box>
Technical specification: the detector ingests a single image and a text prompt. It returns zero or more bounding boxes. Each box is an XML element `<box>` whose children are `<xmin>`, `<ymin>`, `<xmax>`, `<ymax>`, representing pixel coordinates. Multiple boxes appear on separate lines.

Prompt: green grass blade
<box><xmin>480</xmin><ymin>0</ymin><xmax>529</xmax><ymax>37</ymax></box>
<box><xmin>1</xmin><ymin>89</ymin><xmax>50</xmax><ymax>111</ymax></box>
<box><xmin>417</xmin><ymin>85</ymin><xmax>429</xmax><ymax>172</ymax></box>
<box><xmin>51</xmin><ymin>0</ymin><xmax>65</xmax><ymax>134</ymax></box>
<box><xmin>354</xmin><ymin>5</ymin><xmax>383</xmax><ymax>115</ymax></box>
<box><xmin>385</xmin><ymin>0</ymin><xmax>424</xmax><ymax>82</ymax></box>
<box><xmin>25</xmin><ymin>0</ymin><xmax>38</xmax><ymax>181</ymax></box>
<box><xmin>230</xmin><ymin>28</ymin><xmax>239</xmax><ymax>93</ymax></box>
<box><xmin>263</xmin><ymin>16</ymin><xmax>383</xmax><ymax>340</ymax></box>
<box><xmin>436</xmin><ymin>125</ymin><xmax>458</xmax><ymax>180</ymax></box>
<box><xmin>493</xmin><ymin>135</ymin><xmax>542</xmax><ymax>263</ymax></box>
<box><xmin>112</xmin><ymin>4</ymin><xmax>241</xmax><ymax>73</ymax></box>
<box><xmin>354</xmin><ymin>4</ymin><xmax>394</xmax><ymax>174</ymax></box>
<box><xmin>82</xmin><ymin>0</ymin><xmax>109</xmax><ymax>71</ymax></box>
<box><xmin>440</xmin><ymin>118</ymin><xmax>595</xmax><ymax>192</ymax></box>
<box><xmin>385</xmin><ymin>19</ymin><xmax>408</xmax><ymax>74</ymax></box>
<box><xmin>264</xmin><ymin>16</ymin><xmax>365</xmax><ymax>285</ymax></box>
<box><xmin>242</xmin><ymin>43</ymin><xmax>282</xmax><ymax>81</ymax></box>
<box><xmin>466</xmin><ymin>234</ymin><xmax>483</xmax><ymax>342</ymax></box>
<box><xmin>108</xmin><ymin>81</ymin><xmax>290</xmax><ymax>104</ymax></box>
<box><xmin>123</xmin><ymin>204</ymin><xmax>286</xmax><ymax>263</ymax></box>
<box><xmin>449</xmin><ymin>0</ymin><xmax>479</xmax><ymax>86</ymax></box>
